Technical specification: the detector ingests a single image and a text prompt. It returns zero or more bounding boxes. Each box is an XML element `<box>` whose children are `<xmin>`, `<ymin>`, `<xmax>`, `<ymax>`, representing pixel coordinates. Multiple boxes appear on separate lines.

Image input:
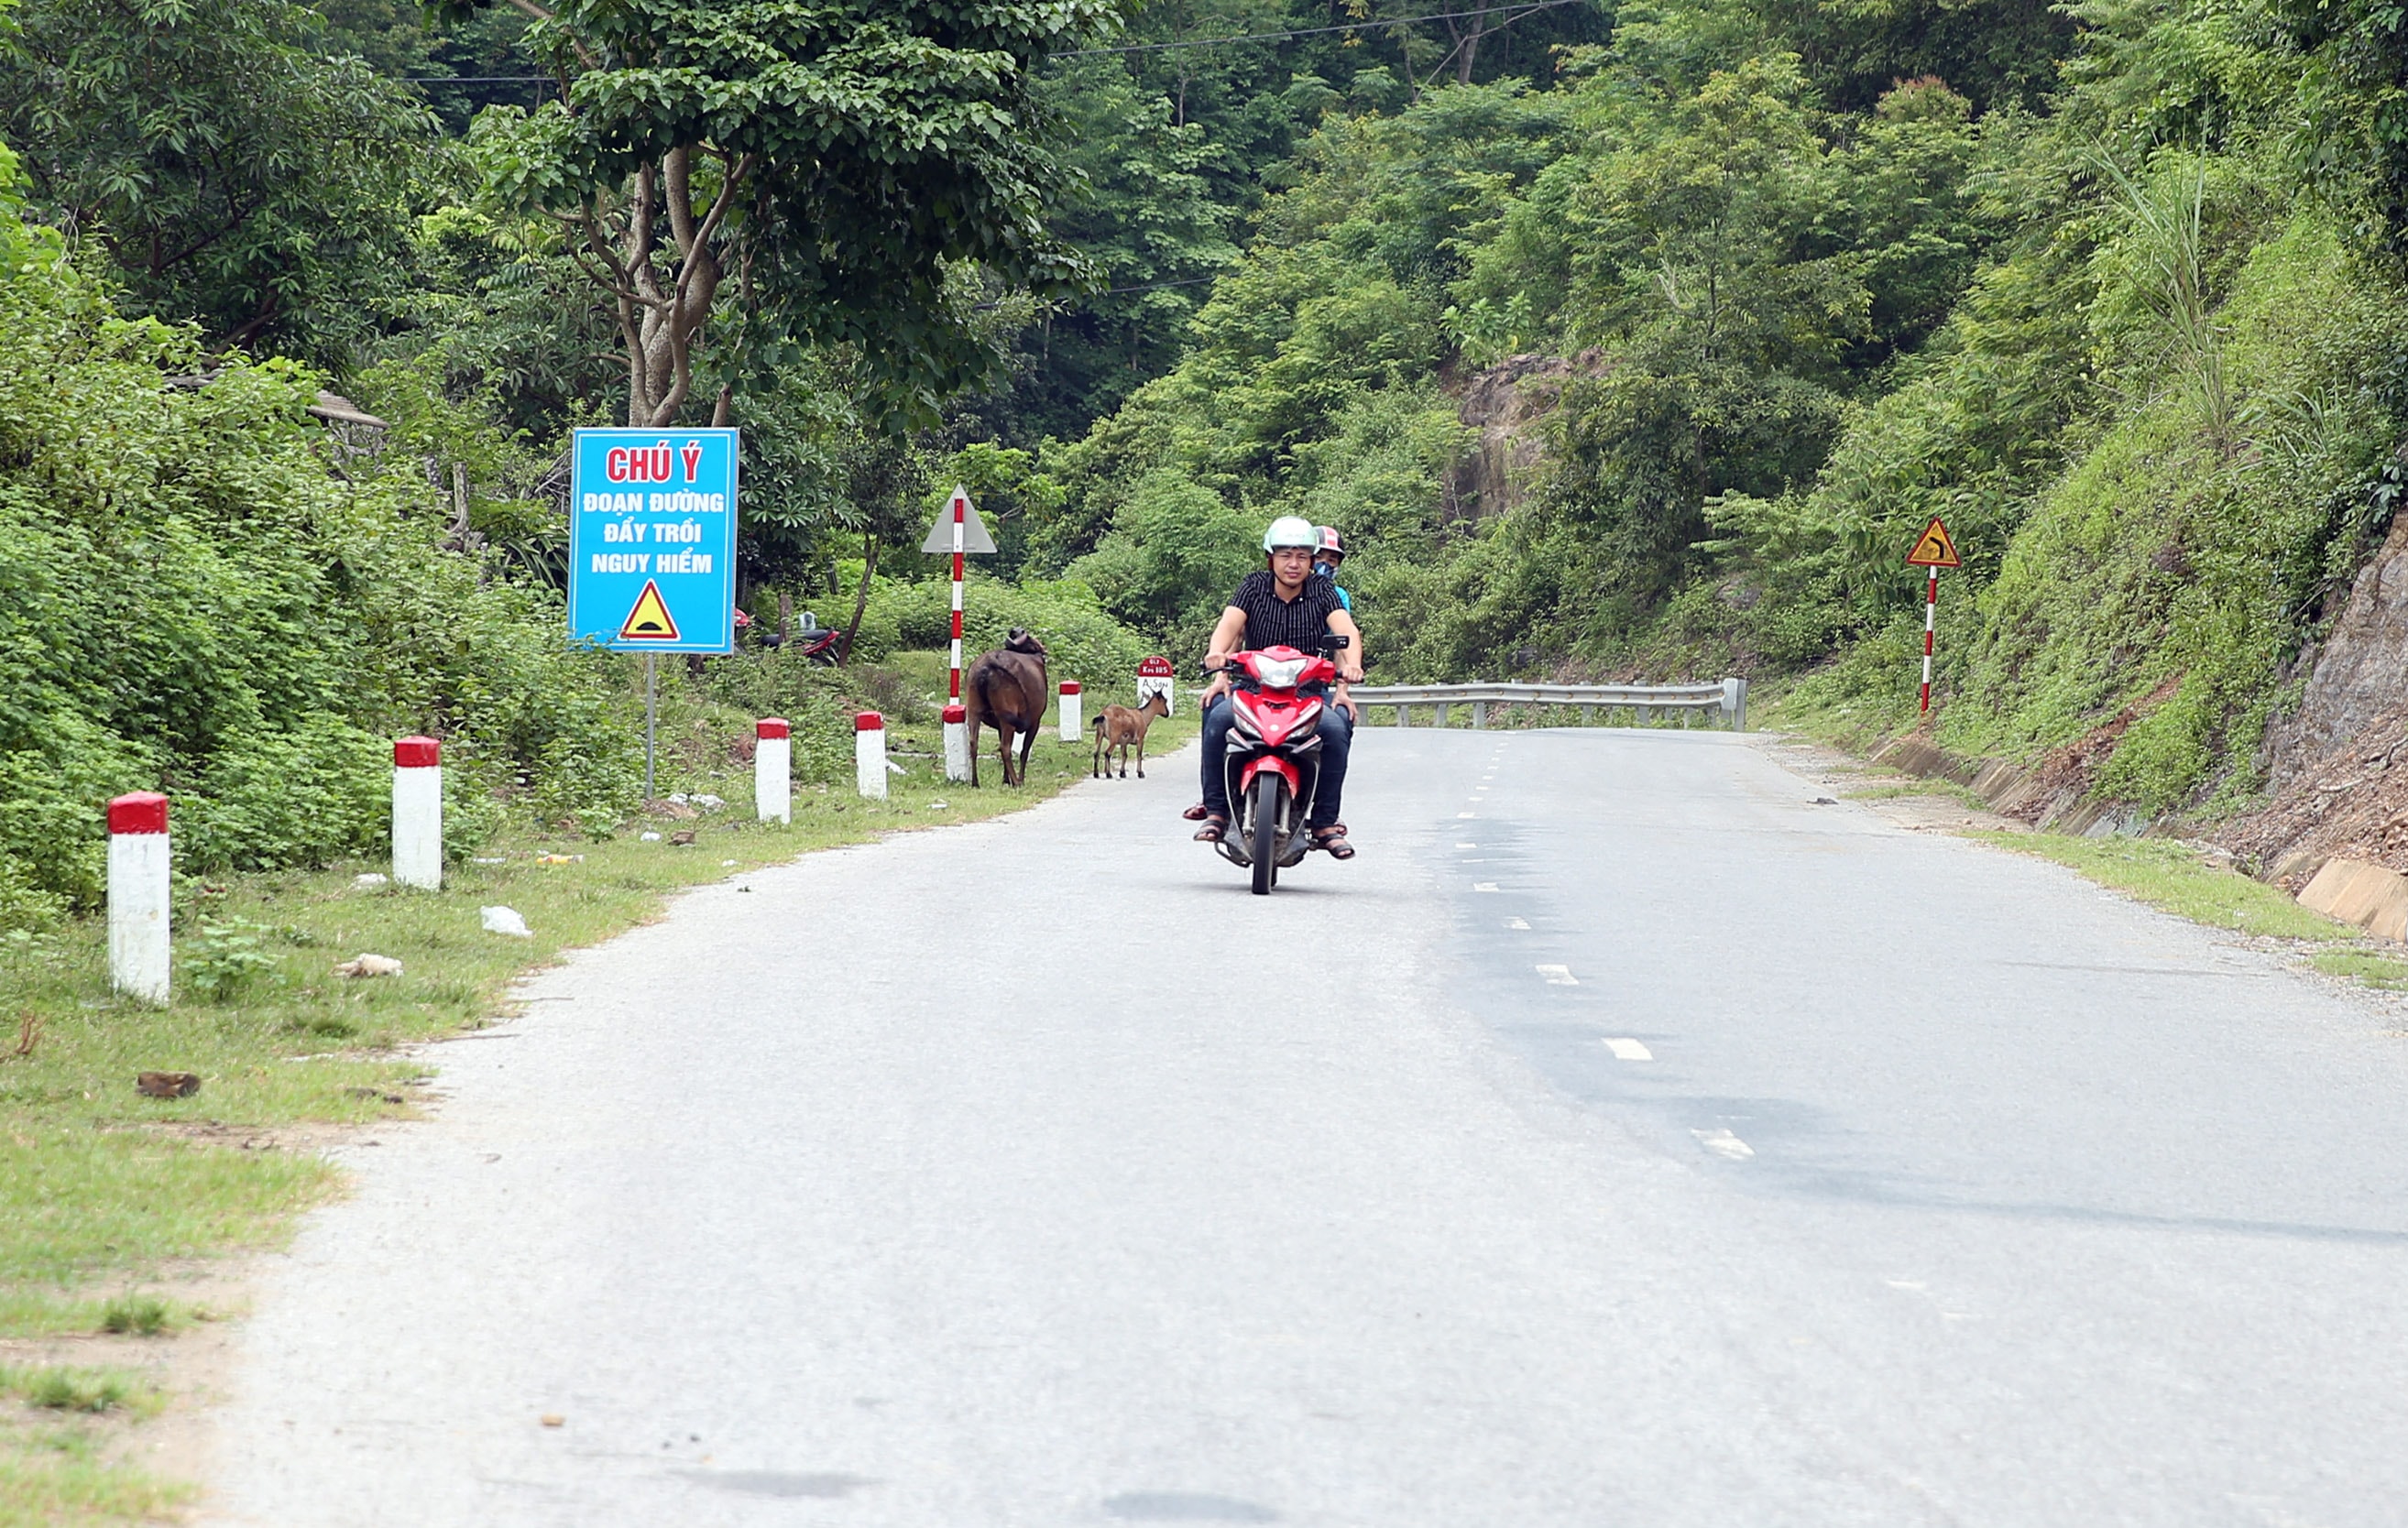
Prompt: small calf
<box><xmin>1091</xmin><ymin>693</ymin><xmax>1170</xmax><ymax>779</ymax></box>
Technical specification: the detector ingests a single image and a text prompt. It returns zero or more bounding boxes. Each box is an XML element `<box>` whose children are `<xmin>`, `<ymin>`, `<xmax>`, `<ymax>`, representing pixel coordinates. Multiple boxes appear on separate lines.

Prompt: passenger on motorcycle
<box><xmin>1188</xmin><ymin>516</ymin><xmax>1367</xmax><ymax>859</ymax></box>
<box><xmin>1312</xmin><ymin>525</ymin><xmax>1353</xmax><ymax>612</ymax></box>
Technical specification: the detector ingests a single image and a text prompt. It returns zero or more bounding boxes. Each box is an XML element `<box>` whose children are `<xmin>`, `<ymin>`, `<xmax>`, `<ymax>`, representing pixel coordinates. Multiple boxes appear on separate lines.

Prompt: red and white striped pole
<box><xmin>392</xmin><ymin>736</ymin><xmax>443</xmax><ymax>890</ymax></box>
<box><xmin>107</xmin><ymin>791</ymin><xmax>171</xmax><ymax>1004</ymax></box>
<box><xmin>1920</xmin><ymin>568</ymin><xmax>1938</xmax><ymax>715</ymax></box>
<box><xmin>755</xmin><ymin>717</ymin><xmax>791</xmax><ymax>824</ymax></box>
<box><xmin>855</xmin><ymin>711</ymin><xmax>888</xmax><ymax>800</ymax></box>
<box><xmin>1057</xmin><ymin>680</ymin><xmax>1081</xmax><ymax>742</ymax></box>
<box><xmin>944</xmin><ymin>487</ymin><xmax>969</xmax><ymax>782</ymax></box>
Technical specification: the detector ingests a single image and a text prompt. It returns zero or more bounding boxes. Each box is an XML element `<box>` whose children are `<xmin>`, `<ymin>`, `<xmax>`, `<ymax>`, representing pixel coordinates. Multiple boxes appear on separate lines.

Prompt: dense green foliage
<box><xmin>1009</xmin><ymin>0</ymin><xmax>2408</xmax><ymax>822</ymax></box>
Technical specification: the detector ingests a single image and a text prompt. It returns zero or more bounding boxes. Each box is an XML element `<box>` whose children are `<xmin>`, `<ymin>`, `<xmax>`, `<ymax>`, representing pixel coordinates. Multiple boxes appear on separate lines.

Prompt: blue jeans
<box><xmin>1199</xmin><ymin>691</ymin><xmax>1352</xmax><ymax>827</ymax></box>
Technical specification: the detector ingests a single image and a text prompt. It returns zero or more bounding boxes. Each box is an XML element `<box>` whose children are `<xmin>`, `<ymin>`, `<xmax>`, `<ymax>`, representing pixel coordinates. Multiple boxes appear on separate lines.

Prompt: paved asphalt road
<box><xmin>202</xmin><ymin>727</ymin><xmax>2408</xmax><ymax>1527</ymax></box>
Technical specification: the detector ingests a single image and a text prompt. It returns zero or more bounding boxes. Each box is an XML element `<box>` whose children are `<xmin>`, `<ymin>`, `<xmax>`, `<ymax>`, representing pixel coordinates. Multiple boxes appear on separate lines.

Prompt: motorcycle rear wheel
<box><xmin>1251</xmin><ymin>773</ymin><xmax>1284</xmax><ymax>894</ymax></box>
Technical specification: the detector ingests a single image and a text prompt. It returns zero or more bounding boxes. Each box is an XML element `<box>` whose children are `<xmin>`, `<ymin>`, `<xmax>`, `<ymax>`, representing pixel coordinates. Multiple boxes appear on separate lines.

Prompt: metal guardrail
<box><xmin>1348</xmin><ymin>678</ymin><xmax>1747</xmax><ymax>731</ymax></box>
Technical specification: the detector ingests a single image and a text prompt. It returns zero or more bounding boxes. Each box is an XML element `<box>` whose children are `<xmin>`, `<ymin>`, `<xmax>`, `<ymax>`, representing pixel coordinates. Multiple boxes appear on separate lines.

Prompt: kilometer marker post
<box><xmin>1905</xmin><ymin>516</ymin><xmax>1962</xmax><ymax>716</ymax></box>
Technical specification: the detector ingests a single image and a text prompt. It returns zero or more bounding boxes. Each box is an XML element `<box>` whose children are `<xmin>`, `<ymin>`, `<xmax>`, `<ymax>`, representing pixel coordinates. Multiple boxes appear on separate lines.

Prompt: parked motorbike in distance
<box><xmin>1203</xmin><ymin>642</ymin><xmax>1341</xmax><ymax>894</ymax></box>
<box><xmin>759</xmin><ymin>614</ymin><xmax>847</xmax><ymax>665</ymax></box>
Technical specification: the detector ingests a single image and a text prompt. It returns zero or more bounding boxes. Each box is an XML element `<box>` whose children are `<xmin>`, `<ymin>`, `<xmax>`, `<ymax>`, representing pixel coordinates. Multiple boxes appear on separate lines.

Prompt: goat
<box><xmin>1090</xmin><ymin>692</ymin><xmax>1170</xmax><ymax>779</ymax></box>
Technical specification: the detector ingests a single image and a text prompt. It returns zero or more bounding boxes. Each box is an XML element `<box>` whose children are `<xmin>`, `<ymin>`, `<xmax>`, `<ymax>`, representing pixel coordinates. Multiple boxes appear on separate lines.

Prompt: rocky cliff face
<box><xmin>2217</xmin><ymin>502</ymin><xmax>2408</xmax><ymax>883</ymax></box>
<box><xmin>1445</xmin><ymin>352</ymin><xmax>1600</xmax><ymax>518</ymax></box>
<box><xmin>2264</xmin><ymin>511</ymin><xmax>2408</xmax><ymax>790</ymax></box>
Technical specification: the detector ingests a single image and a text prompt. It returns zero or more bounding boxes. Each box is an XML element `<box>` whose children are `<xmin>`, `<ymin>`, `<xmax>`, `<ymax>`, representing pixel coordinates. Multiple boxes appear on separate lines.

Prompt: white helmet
<box><xmin>1262</xmin><ymin>515</ymin><xmax>1318</xmax><ymax>552</ymax></box>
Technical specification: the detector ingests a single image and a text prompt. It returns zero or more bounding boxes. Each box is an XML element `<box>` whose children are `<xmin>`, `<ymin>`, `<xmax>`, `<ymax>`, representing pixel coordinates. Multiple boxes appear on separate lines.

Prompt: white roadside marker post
<box><xmin>855</xmin><ymin>711</ymin><xmax>888</xmax><ymax>800</ymax></box>
<box><xmin>391</xmin><ymin>736</ymin><xmax>443</xmax><ymax>890</ymax></box>
<box><xmin>1058</xmin><ymin>681</ymin><xmax>1081</xmax><ymax>743</ymax></box>
<box><xmin>943</xmin><ymin>703</ymin><xmax>969</xmax><ymax>782</ymax></box>
<box><xmin>107</xmin><ymin>791</ymin><xmax>171</xmax><ymax>1005</ymax></box>
<box><xmin>755</xmin><ymin>717</ymin><xmax>791</xmax><ymax>824</ymax></box>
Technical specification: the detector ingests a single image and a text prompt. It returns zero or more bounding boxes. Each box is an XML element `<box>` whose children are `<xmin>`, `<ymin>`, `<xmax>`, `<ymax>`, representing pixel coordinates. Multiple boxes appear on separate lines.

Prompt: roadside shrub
<box><xmin>182</xmin><ymin>920</ymin><xmax>277</xmax><ymax>1002</ymax></box>
<box><xmin>854</xmin><ymin>573</ymin><xmax>1152</xmax><ymax>686</ymax></box>
<box><xmin>528</xmin><ymin>724</ymin><xmax>644</xmax><ymax>839</ymax></box>
<box><xmin>175</xmin><ymin>714</ymin><xmax>389</xmax><ymax>873</ymax></box>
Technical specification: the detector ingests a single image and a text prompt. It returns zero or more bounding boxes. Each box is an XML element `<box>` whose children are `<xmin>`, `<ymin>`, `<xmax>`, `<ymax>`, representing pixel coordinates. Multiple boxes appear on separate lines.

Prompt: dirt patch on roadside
<box><xmin>0</xmin><ymin>1261</ymin><xmax>254</xmax><ymax>1497</ymax></box>
<box><xmin>1763</xmin><ymin>736</ymin><xmax>2031</xmax><ymax>835</ymax></box>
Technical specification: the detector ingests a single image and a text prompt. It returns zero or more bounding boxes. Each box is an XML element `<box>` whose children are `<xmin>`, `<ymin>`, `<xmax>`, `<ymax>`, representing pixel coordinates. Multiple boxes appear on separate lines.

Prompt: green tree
<box><xmin>0</xmin><ymin>0</ymin><xmax>435</xmax><ymax>362</ymax></box>
<box><xmin>454</xmin><ymin>0</ymin><xmax>1121</xmax><ymax>429</ymax></box>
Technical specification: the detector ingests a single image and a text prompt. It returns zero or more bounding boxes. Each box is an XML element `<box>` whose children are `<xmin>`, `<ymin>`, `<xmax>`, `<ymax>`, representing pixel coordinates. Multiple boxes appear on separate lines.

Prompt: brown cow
<box><xmin>965</xmin><ymin>629</ymin><xmax>1048</xmax><ymax>786</ymax></box>
<box><xmin>1090</xmin><ymin>693</ymin><xmax>1170</xmax><ymax>779</ymax></box>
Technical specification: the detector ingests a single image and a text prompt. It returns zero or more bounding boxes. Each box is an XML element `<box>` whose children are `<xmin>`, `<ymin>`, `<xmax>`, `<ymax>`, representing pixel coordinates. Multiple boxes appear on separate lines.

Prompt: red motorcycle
<box><xmin>1206</xmin><ymin>644</ymin><xmax>1340</xmax><ymax>895</ymax></box>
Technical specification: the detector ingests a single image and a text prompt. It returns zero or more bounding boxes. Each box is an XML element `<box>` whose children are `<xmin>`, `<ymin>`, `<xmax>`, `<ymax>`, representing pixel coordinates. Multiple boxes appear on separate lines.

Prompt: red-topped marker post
<box><xmin>943</xmin><ymin>703</ymin><xmax>968</xmax><ymax>782</ymax></box>
<box><xmin>921</xmin><ymin>486</ymin><xmax>996</xmax><ymax>782</ymax></box>
<box><xmin>107</xmin><ymin>791</ymin><xmax>171</xmax><ymax>1003</ymax></box>
<box><xmin>1906</xmin><ymin>516</ymin><xmax>1962</xmax><ymax>715</ymax></box>
<box><xmin>756</xmin><ymin>718</ymin><xmax>791</xmax><ymax>824</ymax></box>
<box><xmin>1057</xmin><ymin>681</ymin><xmax>1082</xmax><ymax>742</ymax></box>
<box><xmin>855</xmin><ymin>712</ymin><xmax>888</xmax><ymax>800</ymax></box>
<box><xmin>392</xmin><ymin>737</ymin><xmax>443</xmax><ymax>890</ymax></box>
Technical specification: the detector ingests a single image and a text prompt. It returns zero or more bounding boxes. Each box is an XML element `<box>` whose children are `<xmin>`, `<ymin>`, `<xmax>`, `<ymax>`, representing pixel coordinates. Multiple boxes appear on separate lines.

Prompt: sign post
<box><xmin>1905</xmin><ymin>516</ymin><xmax>1961</xmax><ymax>715</ymax></box>
<box><xmin>921</xmin><ymin>486</ymin><xmax>998</xmax><ymax>781</ymax></box>
<box><xmin>1137</xmin><ymin>655</ymin><xmax>1177</xmax><ymax>715</ymax></box>
<box><xmin>567</xmin><ymin>429</ymin><xmax>740</xmax><ymax>797</ymax></box>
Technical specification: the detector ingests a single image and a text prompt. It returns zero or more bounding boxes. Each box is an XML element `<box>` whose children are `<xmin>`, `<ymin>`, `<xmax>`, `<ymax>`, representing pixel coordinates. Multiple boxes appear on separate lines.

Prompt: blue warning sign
<box><xmin>566</xmin><ymin>428</ymin><xmax>739</xmax><ymax>653</ymax></box>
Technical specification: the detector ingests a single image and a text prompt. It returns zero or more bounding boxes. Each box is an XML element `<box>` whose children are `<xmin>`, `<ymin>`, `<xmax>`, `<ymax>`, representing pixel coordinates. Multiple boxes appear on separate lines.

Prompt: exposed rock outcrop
<box><xmin>2262</xmin><ymin>510</ymin><xmax>2408</xmax><ymax>791</ymax></box>
<box><xmin>1445</xmin><ymin>351</ymin><xmax>1602</xmax><ymax>518</ymax></box>
<box><xmin>2215</xmin><ymin>499</ymin><xmax>2408</xmax><ymax>887</ymax></box>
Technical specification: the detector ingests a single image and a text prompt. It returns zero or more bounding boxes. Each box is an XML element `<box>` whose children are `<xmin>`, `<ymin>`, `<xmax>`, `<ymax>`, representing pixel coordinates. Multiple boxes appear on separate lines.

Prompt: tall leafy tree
<box><xmin>454</xmin><ymin>0</ymin><xmax>1122</xmax><ymax>429</ymax></box>
<box><xmin>0</xmin><ymin>0</ymin><xmax>434</xmax><ymax>362</ymax></box>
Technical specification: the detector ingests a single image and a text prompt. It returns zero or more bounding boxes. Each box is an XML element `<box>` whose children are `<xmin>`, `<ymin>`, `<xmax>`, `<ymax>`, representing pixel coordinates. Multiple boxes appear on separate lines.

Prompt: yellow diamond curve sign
<box><xmin>1906</xmin><ymin>516</ymin><xmax>1961</xmax><ymax>569</ymax></box>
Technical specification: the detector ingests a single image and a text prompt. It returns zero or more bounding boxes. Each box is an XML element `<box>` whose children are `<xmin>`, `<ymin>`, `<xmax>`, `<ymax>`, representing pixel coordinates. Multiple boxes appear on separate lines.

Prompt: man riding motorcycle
<box><xmin>1187</xmin><ymin>516</ymin><xmax>1367</xmax><ymax>859</ymax></box>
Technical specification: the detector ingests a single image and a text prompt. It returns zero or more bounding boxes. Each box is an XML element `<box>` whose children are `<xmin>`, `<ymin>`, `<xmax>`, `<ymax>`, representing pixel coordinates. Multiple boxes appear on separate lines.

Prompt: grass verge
<box><xmin>2308</xmin><ymin>949</ymin><xmax>2408</xmax><ymax>988</ymax></box>
<box><xmin>1843</xmin><ymin>780</ymin><xmax>1988</xmax><ymax>809</ymax></box>
<box><xmin>1969</xmin><ymin>833</ymin><xmax>2357</xmax><ymax>942</ymax></box>
<box><xmin>0</xmin><ymin>664</ymin><xmax>1193</xmax><ymax>1519</ymax></box>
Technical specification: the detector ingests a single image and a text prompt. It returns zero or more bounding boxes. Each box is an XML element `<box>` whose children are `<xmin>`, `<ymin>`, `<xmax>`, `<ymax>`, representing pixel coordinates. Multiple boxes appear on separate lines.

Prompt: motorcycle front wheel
<box><xmin>1251</xmin><ymin>773</ymin><xmax>1285</xmax><ymax>895</ymax></box>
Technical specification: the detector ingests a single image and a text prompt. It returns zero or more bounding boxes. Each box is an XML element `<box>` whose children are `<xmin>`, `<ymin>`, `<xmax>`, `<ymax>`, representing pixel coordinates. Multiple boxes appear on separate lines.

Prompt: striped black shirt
<box><xmin>1227</xmin><ymin>569</ymin><xmax>1341</xmax><ymax>654</ymax></box>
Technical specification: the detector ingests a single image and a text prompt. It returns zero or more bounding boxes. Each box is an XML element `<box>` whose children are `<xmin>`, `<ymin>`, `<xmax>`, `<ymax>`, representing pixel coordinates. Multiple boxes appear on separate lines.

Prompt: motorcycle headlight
<box><xmin>1253</xmin><ymin>656</ymin><xmax>1308</xmax><ymax>689</ymax></box>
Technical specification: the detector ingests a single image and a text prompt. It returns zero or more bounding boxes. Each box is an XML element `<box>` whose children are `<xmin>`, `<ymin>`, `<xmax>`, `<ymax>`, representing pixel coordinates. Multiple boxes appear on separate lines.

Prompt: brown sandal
<box><xmin>1193</xmin><ymin>814</ymin><xmax>1228</xmax><ymax>843</ymax></box>
<box><xmin>1311</xmin><ymin>825</ymin><xmax>1355</xmax><ymax>859</ymax></box>
<box><xmin>1181</xmin><ymin>802</ymin><xmax>1210</xmax><ymax>821</ymax></box>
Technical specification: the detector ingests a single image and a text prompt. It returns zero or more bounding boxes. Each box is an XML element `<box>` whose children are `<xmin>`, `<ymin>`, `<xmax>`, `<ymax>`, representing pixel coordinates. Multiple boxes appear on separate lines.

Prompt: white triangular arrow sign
<box><xmin>921</xmin><ymin>486</ymin><xmax>998</xmax><ymax>555</ymax></box>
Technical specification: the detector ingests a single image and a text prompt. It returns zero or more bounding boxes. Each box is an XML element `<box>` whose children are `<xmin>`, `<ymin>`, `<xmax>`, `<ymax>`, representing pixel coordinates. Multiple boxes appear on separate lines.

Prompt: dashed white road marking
<box><xmin>1537</xmin><ymin>965</ymin><xmax>1578</xmax><ymax>985</ymax></box>
<box><xmin>1455</xmin><ymin>841</ymin><xmax>1477</xmax><ymax>848</ymax></box>
<box><xmin>1604</xmin><ymin>1038</ymin><xmax>1652</xmax><ymax>1061</ymax></box>
<box><xmin>1692</xmin><ymin>1128</ymin><xmax>1755</xmax><ymax>1161</ymax></box>
<box><xmin>1505</xmin><ymin>917</ymin><xmax>1530</xmax><ymax>929</ymax></box>
<box><xmin>1472</xmin><ymin>882</ymin><xmax>1500</xmax><ymax>892</ymax></box>
<box><xmin>1457</xmin><ymin>812</ymin><xmax>1478</xmax><ymax>819</ymax></box>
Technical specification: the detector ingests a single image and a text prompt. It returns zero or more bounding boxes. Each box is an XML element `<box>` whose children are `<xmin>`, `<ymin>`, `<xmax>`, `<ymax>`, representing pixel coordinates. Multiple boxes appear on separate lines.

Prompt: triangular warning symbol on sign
<box><xmin>618</xmin><ymin>580</ymin><xmax>681</xmax><ymax>641</ymax></box>
<box><xmin>1906</xmin><ymin>516</ymin><xmax>1961</xmax><ymax>568</ymax></box>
